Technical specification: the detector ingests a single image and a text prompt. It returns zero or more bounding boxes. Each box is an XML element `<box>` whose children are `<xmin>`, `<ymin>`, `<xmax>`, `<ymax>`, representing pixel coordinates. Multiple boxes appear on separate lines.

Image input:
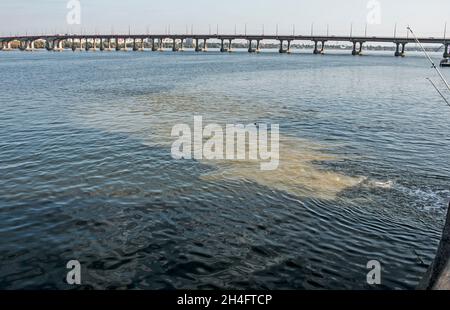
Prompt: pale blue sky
<box><xmin>0</xmin><ymin>0</ymin><xmax>449</xmax><ymax>37</ymax></box>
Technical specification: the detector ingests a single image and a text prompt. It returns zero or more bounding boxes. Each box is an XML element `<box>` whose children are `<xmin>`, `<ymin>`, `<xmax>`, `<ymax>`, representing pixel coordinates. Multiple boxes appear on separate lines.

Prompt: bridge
<box><xmin>0</xmin><ymin>33</ymin><xmax>449</xmax><ymax>57</ymax></box>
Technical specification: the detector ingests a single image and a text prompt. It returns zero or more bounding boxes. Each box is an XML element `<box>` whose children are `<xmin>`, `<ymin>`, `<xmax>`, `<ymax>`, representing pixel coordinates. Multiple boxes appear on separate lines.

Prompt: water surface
<box><xmin>0</xmin><ymin>49</ymin><xmax>449</xmax><ymax>289</ymax></box>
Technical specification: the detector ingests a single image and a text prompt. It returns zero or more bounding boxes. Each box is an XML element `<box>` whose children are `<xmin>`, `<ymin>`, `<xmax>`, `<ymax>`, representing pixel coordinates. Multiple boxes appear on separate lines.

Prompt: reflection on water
<box><xmin>0</xmin><ymin>50</ymin><xmax>449</xmax><ymax>289</ymax></box>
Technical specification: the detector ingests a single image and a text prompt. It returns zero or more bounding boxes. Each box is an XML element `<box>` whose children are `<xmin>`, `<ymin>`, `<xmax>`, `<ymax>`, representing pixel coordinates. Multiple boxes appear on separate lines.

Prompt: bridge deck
<box><xmin>0</xmin><ymin>34</ymin><xmax>448</xmax><ymax>44</ymax></box>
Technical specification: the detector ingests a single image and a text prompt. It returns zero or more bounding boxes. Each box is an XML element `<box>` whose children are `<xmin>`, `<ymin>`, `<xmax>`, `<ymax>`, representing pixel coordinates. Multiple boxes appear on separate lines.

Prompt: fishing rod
<box><xmin>407</xmin><ymin>26</ymin><xmax>450</xmax><ymax>107</ymax></box>
<box><xmin>427</xmin><ymin>78</ymin><xmax>450</xmax><ymax>107</ymax></box>
<box><xmin>408</xmin><ymin>26</ymin><xmax>450</xmax><ymax>290</ymax></box>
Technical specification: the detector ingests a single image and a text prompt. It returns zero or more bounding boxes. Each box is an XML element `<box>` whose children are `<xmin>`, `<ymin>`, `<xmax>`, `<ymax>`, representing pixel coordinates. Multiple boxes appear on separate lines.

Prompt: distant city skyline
<box><xmin>0</xmin><ymin>0</ymin><xmax>449</xmax><ymax>38</ymax></box>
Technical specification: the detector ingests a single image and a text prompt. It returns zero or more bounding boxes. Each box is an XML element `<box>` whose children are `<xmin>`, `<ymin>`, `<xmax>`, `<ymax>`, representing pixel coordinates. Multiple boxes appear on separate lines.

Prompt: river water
<box><xmin>0</xmin><ymin>49</ymin><xmax>449</xmax><ymax>289</ymax></box>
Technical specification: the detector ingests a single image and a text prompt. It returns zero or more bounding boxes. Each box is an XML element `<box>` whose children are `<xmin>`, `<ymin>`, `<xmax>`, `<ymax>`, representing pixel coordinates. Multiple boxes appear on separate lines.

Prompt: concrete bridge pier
<box><xmin>351</xmin><ymin>41</ymin><xmax>362</xmax><ymax>56</ymax></box>
<box><xmin>179</xmin><ymin>39</ymin><xmax>184</xmax><ymax>51</ymax></box>
<box><xmin>122</xmin><ymin>38</ymin><xmax>129</xmax><ymax>51</ymax></box>
<box><xmin>220</xmin><ymin>39</ymin><xmax>228</xmax><ymax>52</ymax></box>
<box><xmin>195</xmin><ymin>38</ymin><xmax>201</xmax><ymax>52</ymax></box>
<box><xmin>151</xmin><ymin>39</ymin><xmax>158</xmax><ymax>51</ymax></box>
<box><xmin>287</xmin><ymin>40</ymin><xmax>292</xmax><ymax>54</ymax></box>
<box><xmin>203</xmin><ymin>38</ymin><xmax>208</xmax><ymax>52</ymax></box>
<box><xmin>400</xmin><ymin>42</ymin><xmax>406</xmax><ymax>57</ymax></box>
<box><xmin>25</xmin><ymin>40</ymin><xmax>35</xmax><ymax>51</ymax></box>
<box><xmin>99</xmin><ymin>38</ymin><xmax>105</xmax><ymax>51</ymax></box>
<box><xmin>84</xmin><ymin>38</ymin><xmax>89</xmax><ymax>51</ymax></box>
<box><xmin>394</xmin><ymin>42</ymin><xmax>401</xmax><ymax>57</ymax></box>
<box><xmin>313</xmin><ymin>41</ymin><xmax>319</xmax><ymax>54</ymax></box>
<box><xmin>91</xmin><ymin>38</ymin><xmax>97</xmax><ymax>52</ymax></box>
<box><xmin>18</xmin><ymin>41</ymin><xmax>27</xmax><ymax>51</ymax></box>
<box><xmin>279</xmin><ymin>40</ymin><xmax>287</xmax><ymax>53</ymax></box>
<box><xmin>172</xmin><ymin>38</ymin><xmax>179</xmax><ymax>52</ymax></box>
<box><xmin>1</xmin><ymin>41</ymin><xmax>9</xmax><ymax>50</ymax></box>
<box><xmin>45</xmin><ymin>40</ymin><xmax>54</xmax><ymax>51</ymax></box>
<box><xmin>3</xmin><ymin>41</ymin><xmax>12</xmax><ymax>51</ymax></box>
<box><xmin>158</xmin><ymin>38</ymin><xmax>164</xmax><ymax>51</ymax></box>
<box><xmin>315</xmin><ymin>41</ymin><xmax>326</xmax><ymax>54</ymax></box>
<box><xmin>228</xmin><ymin>39</ymin><xmax>233</xmax><ymax>52</ymax></box>
<box><xmin>132</xmin><ymin>38</ymin><xmax>144</xmax><ymax>51</ymax></box>
<box><xmin>89</xmin><ymin>39</ymin><xmax>94</xmax><ymax>51</ymax></box>
<box><xmin>77</xmin><ymin>38</ymin><xmax>83</xmax><ymax>51</ymax></box>
<box><xmin>114</xmin><ymin>38</ymin><xmax>120</xmax><ymax>51</ymax></box>
<box><xmin>0</xmin><ymin>41</ymin><xmax>9</xmax><ymax>51</ymax></box>
<box><xmin>106</xmin><ymin>38</ymin><xmax>112</xmax><ymax>51</ymax></box>
<box><xmin>85</xmin><ymin>38</ymin><xmax>90</xmax><ymax>51</ymax></box>
<box><xmin>23</xmin><ymin>41</ymin><xmax>29</xmax><ymax>51</ymax></box>
<box><xmin>443</xmin><ymin>43</ymin><xmax>449</xmax><ymax>58</ymax></box>
<box><xmin>0</xmin><ymin>41</ymin><xmax>10</xmax><ymax>51</ymax></box>
<box><xmin>248</xmin><ymin>39</ymin><xmax>255</xmax><ymax>53</ymax></box>
<box><xmin>358</xmin><ymin>42</ymin><xmax>363</xmax><ymax>55</ymax></box>
<box><xmin>54</xmin><ymin>40</ymin><xmax>64</xmax><ymax>52</ymax></box>
<box><xmin>392</xmin><ymin>42</ymin><xmax>406</xmax><ymax>57</ymax></box>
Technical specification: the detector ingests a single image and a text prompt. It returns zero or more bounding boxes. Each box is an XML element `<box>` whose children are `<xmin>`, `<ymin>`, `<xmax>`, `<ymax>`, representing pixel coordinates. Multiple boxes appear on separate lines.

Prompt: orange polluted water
<box><xmin>200</xmin><ymin>136</ymin><xmax>364</xmax><ymax>200</ymax></box>
<box><xmin>78</xmin><ymin>96</ymin><xmax>364</xmax><ymax>200</ymax></box>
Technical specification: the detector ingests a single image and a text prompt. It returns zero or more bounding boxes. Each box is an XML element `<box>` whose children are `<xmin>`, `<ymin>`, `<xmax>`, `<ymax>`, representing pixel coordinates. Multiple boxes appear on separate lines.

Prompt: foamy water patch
<box><xmin>395</xmin><ymin>185</ymin><xmax>449</xmax><ymax>211</ymax></box>
<box><xmin>366</xmin><ymin>179</ymin><xmax>449</xmax><ymax>211</ymax></box>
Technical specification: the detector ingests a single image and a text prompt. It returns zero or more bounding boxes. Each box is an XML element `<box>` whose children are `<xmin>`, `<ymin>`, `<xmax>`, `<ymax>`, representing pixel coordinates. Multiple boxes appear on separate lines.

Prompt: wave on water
<box><xmin>366</xmin><ymin>179</ymin><xmax>449</xmax><ymax>212</ymax></box>
<box><xmin>73</xmin><ymin>91</ymin><xmax>449</xmax><ymax>209</ymax></box>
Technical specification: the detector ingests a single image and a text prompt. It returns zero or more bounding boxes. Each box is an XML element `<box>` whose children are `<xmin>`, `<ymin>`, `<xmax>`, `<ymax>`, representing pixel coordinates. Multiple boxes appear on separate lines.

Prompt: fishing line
<box><xmin>407</xmin><ymin>26</ymin><xmax>450</xmax><ymax>109</ymax></box>
<box><xmin>427</xmin><ymin>78</ymin><xmax>450</xmax><ymax>107</ymax></box>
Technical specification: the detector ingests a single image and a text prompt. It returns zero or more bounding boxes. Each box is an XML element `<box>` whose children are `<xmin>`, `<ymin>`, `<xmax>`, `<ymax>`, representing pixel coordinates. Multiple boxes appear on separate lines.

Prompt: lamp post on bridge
<box><xmin>444</xmin><ymin>22</ymin><xmax>449</xmax><ymax>58</ymax></box>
